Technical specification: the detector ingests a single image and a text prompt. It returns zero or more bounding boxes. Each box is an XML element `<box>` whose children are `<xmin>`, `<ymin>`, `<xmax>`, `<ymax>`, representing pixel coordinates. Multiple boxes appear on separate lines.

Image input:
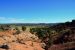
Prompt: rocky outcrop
<box><xmin>48</xmin><ymin>42</ymin><xmax>75</xmax><ymax>50</ymax></box>
<box><xmin>0</xmin><ymin>30</ymin><xmax>44</xmax><ymax>50</ymax></box>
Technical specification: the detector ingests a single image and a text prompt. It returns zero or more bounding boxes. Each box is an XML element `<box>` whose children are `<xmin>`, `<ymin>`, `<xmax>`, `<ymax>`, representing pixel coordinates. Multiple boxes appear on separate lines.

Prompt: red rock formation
<box><xmin>0</xmin><ymin>30</ymin><xmax>44</xmax><ymax>50</ymax></box>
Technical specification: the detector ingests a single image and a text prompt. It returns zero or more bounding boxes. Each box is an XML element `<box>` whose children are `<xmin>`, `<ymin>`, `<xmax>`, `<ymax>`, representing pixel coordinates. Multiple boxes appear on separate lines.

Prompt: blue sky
<box><xmin>0</xmin><ymin>0</ymin><xmax>75</xmax><ymax>23</ymax></box>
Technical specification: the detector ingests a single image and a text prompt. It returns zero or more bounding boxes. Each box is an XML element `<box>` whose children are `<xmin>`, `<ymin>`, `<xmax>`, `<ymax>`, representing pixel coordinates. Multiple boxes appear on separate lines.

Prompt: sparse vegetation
<box><xmin>0</xmin><ymin>20</ymin><xmax>75</xmax><ymax>50</ymax></box>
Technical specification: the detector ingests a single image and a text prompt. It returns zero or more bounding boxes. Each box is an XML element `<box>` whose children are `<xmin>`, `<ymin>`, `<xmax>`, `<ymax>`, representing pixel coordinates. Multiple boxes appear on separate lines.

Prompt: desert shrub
<box><xmin>13</xmin><ymin>27</ymin><xmax>21</xmax><ymax>35</ymax></box>
<box><xmin>0</xmin><ymin>26</ymin><xmax>4</xmax><ymax>31</ymax></box>
<box><xmin>0</xmin><ymin>25</ymin><xmax>11</xmax><ymax>31</ymax></box>
<box><xmin>30</xmin><ymin>27</ymin><xmax>53</xmax><ymax>49</ymax></box>
<box><xmin>30</xmin><ymin>28</ymin><xmax>50</xmax><ymax>39</ymax></box>
<box><xmin>15</xmin><ymin>30</ymin><xmax>21</xmax><ymax>35</ymax></box>
<box><xmin>30</xmin><ymin>28</ymin><xmax>38</xmax><ymax>34</ymax></box>
<box><xmin>22</xmin><ymin>26</ymin><xmax>26</xmax><ymax>31</ymax></box>
<box><xmin>15</xmin><ymin>27</ymin><xmax>19</xmax><ymax>30</ymax></box>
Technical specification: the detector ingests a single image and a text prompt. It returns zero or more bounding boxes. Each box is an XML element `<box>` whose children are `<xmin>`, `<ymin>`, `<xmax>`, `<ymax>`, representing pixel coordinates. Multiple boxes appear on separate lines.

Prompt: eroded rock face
<box><xmin>0</xmin><ymin>30</ymin><xmax>44</xmax><ymax>50</ymax></box>
<box><xmin>48</xmin><ymin>42</ymin><xmax>75</xmax><ymax>50</ymax></box>
<box><xmin>8</xmin><ymin>41</ymin><xmax>44</xmax><ymax>50</ymax></box>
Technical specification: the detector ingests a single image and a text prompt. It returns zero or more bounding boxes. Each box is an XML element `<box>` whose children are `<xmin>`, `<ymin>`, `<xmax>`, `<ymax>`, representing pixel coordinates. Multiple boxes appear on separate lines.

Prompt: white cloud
<box><xmin>0</xmin><ymin>17</ymin><xmax>6</xmax><ymax>20</ymax></box>
<box><xmin>0</xmin><ymin>17</ymin><xmax>25</xmax><ymax>23</ymax></box>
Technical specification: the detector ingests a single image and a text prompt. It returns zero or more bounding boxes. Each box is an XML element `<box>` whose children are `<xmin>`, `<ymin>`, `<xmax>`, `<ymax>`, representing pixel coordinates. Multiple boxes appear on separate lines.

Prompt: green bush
<box><xmin>22</xmin><ymin>26</ymin><xmax>26</xmax><ymax>31</ymax></box>
<box><xmin>30</xmin><ymin>28</ymin><xmax>50</xmax><ymax>40</ymax></box>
